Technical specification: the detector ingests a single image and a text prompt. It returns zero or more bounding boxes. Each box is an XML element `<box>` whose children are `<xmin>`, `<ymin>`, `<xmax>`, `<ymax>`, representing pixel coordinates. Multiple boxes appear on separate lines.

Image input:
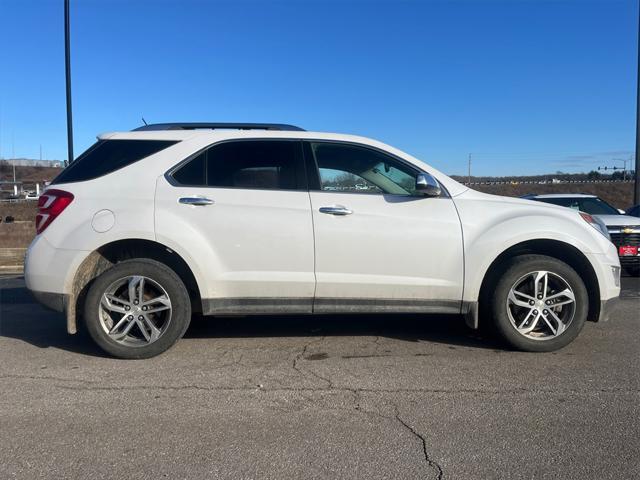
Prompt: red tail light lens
<box><xmin>36</xmin><ymin>189</ymin><xmax>74</xmax><ymax>234</ymax></box>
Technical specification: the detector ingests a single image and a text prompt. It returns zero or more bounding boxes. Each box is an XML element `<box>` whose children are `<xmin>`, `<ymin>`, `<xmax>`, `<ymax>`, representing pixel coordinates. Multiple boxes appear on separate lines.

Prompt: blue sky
<box><xmin>0</xmin><ymin>0</ymin><xmax>637</xmax><ymax>176</ymax></box>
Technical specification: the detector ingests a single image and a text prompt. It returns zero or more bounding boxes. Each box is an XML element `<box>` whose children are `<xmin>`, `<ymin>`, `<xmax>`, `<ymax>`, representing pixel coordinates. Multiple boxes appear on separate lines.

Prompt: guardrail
<box><xmin>0</xmin><ymin>198</ymin><xmax>37</xmax><ymax>204</ymax></box>
<box><xmin>466</xmin><ymin>179</ymin><xmax>635</xmax><ymax>186</ymax></box>
<box><xmin>0</xmin><ymin>248</ymin><xmax>26</xmax><ymax>262</ymax></box>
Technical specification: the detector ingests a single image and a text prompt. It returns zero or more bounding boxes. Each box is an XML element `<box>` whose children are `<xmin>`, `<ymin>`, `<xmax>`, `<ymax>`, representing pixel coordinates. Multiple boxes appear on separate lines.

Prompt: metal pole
<box><xmin>64</xmin><ymin>0</ymin><xmax>74</xmax><ymax>163</ymax></box>
<box><xmin>12</xmin><ymin>133</ymin><xmax>15</xmax><ymax>183</ymax></box>
<box><xmin>468</xmin><ymin>153</ymin><xmax>472</xmax><ymax>185</ymax></box>
<box><xmin>635</xmin><ymin>3</ymin><xmax>640</xmax><ymax>204</ymax></box>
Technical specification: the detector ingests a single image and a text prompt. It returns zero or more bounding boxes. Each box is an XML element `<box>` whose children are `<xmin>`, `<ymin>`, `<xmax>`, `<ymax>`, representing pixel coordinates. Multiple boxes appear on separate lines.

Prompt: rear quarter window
<box><xmin>51</xmin><ymin>139</ymin><xmax>178</xmax><ymax>184</ymax></box>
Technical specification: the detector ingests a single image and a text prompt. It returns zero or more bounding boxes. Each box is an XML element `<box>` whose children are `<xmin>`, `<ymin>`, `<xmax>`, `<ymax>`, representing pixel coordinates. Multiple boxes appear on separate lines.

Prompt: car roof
<box><xmin>131</xmin><ymin>122</ymin><xmax>305</xmax><ymax>132</ymax></box>
<box><xmin>97</xmin><ymin>129</ymin><xmax>385</xmax><ymax>143</ymax></box>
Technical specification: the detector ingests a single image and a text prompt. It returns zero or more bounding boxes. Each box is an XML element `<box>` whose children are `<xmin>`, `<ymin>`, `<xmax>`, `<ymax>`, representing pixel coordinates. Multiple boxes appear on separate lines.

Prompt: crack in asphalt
<box><xmin>349</xmin><ymin>390</ymin><xmax>444</xmax><ymax>479</ymax></box>
<box><xmin>291</xmin><ymin>336</ymin><xmax>334</xmax><ymax>389</ymax></box>
<box><xmin>394</xmin><ymin>410</ymin><xmax>444</xmax><ymax>480</ymax></box>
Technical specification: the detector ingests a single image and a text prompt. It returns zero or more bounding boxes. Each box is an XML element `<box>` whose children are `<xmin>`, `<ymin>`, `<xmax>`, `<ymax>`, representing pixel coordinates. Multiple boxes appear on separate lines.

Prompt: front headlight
<box><xmin>579</xmin><ymin>211</ymin><xmax>611</xmax><ymax>241</ymax></box>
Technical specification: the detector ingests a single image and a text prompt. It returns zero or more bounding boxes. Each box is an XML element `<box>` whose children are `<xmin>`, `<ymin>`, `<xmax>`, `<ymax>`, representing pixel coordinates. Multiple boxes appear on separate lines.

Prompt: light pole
<box><xmin>64</xmin><ymin>0</ymin><xmax>74</xmax><ymax>164</ymax></box>
<box><xmin>12</xmin><ymin>133</ymin><xmax>15</xmax><ymax>184</ymax></box>
<box><xmin>613</xmin><ymin>158</ymin><xmax>629</xmax><ymax>181</ymax></box>
<box><xmin>635</xmin><ymin>3</ymin><xmax>640</xmax><ymax>204</ymax></box>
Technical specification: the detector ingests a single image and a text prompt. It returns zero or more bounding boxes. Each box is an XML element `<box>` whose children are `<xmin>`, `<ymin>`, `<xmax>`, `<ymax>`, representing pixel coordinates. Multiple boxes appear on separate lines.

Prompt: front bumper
<box><xmin>598</xmin><ymin>297</ymin><xmax>620</xmax><ymax>322</ymax></box>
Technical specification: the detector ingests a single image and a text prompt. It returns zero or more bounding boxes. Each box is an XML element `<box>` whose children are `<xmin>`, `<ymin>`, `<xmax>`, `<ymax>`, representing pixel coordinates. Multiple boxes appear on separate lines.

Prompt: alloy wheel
<box><xmin>506</xmin><ymin>270</ymin><xmax>576</xmax><ymax>341</ymax></box>
<box><xmin>98</xmin><ymin>275</ymin><xmax>172</xmax><ymax>347</ymax></box>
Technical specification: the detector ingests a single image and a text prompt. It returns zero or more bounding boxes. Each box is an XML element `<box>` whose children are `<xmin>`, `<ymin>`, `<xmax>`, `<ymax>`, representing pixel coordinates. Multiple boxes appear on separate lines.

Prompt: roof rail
<box><xmin>132</xmin><ymin>123</ymin><xmax>305</xmax><ymax>132</ymax></box>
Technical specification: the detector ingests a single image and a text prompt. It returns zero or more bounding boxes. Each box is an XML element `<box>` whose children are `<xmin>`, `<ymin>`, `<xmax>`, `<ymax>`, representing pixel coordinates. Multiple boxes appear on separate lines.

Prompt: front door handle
<box><xmin>179</xmin><ymin>196</ymin><xmax>214</xmax><ymax>206</ymax></box>
<box><xmin>319</xmin><ymin>205</ymin><xmax>353</xmax><ymax>216</ymax></box>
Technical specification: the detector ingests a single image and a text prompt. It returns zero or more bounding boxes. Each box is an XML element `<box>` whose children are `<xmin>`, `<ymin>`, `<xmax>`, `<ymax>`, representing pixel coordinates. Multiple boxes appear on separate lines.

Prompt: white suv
<box><xmin>25</xmin><ymin>123</ymin><xmax>621</xmax><ymax>358</ymax></box>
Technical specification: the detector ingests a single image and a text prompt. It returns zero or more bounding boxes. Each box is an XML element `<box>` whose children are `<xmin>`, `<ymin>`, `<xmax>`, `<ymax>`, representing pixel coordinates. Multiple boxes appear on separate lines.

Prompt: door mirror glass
<box><xmin>415</xmin><ymin>173</ymin><xmax>441</xmax><ymax>197</ymax></box>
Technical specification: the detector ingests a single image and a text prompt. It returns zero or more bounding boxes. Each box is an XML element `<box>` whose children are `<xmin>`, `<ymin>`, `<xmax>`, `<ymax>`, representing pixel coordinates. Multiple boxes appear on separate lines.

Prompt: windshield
<box><xmin>537</xmin><ymin>197</ymin><xmax>620</xmax><ymax>215</ymax></box>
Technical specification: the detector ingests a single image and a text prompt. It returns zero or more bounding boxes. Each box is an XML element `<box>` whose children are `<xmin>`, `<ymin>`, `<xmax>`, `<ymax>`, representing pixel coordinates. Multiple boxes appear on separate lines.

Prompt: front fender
<box><xmin>463</xmin><ymin>219</ymin><xmax>595</xmax><ymax>303</ymax></box>
<box><xmin>453</xmin><ymin>191</ymin><xmax>612</xmax><ymax>304</ymax></box>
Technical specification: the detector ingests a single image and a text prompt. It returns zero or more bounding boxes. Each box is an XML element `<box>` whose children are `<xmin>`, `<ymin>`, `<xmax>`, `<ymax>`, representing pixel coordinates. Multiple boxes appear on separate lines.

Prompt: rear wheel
<box><xmin>84</xmin><ymin>259</ymin><xmax>191</xmax><ymax>359</ymax></box>
<box><xmin>488</xmin><ymin>254</ymin><xmax>588</xmax><ymax>352</ymax></box>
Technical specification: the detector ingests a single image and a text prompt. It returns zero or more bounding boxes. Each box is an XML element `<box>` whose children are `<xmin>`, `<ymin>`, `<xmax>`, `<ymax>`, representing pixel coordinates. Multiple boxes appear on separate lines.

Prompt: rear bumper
<box><xmin>24</xmin><ymin>234</ymin><xmax>88</xmax><ymax>296</ymax></box>
<box><xmin>29</xmin><ymin>289</ymin><xmax>66</xmax><ymax>313</ymax></box>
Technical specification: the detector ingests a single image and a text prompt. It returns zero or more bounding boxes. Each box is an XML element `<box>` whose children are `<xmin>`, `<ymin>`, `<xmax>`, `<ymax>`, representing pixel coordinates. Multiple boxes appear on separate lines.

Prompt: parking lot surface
<box><xmin>1</xmin><ymin>275</ymin><xmax>639</xmax><ymax>479</ymax></box>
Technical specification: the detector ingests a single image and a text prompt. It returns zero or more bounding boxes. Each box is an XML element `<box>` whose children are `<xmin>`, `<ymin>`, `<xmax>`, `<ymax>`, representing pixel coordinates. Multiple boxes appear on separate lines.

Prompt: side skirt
<box><xmin>202</xmin><ymin>297</ymin><xmax>462</xmax><ymax>316</ymax></box>
<box><xmin>202</xmin><ymin>298</ymin><xmax>313</xmax><ymax>315</ymax></box>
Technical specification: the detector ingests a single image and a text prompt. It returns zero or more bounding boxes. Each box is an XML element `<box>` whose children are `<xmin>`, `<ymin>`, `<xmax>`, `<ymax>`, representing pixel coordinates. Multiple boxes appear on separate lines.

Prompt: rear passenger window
<box><xmin>207</xmin><ymin>141</ymin><xmax>305</xmax><ymax>190</ymax></box>
<box><xmin>52</xmin><ymin>140</ymin><xmax>178</xmax><ymax>184</ymax></box>
<box><xmin>171</xmin><ymin>140</ymin><xmax>305</xmax><ymax>190</ymax></box>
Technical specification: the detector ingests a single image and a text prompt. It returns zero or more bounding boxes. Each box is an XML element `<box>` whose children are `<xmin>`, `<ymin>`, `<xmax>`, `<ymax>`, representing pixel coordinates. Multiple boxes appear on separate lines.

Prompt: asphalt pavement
<box><xmin>1</xmin><ymin>274</ymin><xmax>638</xmax><ymax>479</ymax></box>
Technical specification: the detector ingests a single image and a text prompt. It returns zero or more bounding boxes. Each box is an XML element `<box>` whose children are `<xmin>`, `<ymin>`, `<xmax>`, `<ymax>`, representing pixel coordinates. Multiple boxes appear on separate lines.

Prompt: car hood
<box><xmin>592</xmin><ymin>214</ymin><xmax>640</xmax><ymax>228</ymax></box>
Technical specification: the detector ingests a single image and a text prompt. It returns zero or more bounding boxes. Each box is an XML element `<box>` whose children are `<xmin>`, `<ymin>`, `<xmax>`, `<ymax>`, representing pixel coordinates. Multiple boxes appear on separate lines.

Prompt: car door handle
<box><xmin>319</xmin><ymin>205</ymin><xmax>353</xmax><ymax>216</ymax></box>
<box><xmin>179</xmin><ymin>196</ymin><xmax>214</xmax><ymax>206</ymax></box>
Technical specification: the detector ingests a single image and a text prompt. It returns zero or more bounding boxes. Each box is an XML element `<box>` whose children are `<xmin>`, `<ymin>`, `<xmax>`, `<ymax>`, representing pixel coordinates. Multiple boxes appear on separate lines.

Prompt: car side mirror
<box><xmin>618</xmin><ymin>209</ymin><xmax>626</xmax><ymax>215</ymax></box>
<box><xmin>415</xmin><ymin>173</ymin><xmax>441</xmax><ymax>197</ymax></box>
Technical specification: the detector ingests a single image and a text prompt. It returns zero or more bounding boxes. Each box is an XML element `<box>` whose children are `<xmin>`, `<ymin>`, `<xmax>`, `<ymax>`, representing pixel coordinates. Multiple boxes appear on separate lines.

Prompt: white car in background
<box><xmin>524</xmin><ymin>194</ymin><xmax>640</xmax><ymax>277</ymax></box>
<box><xmin>25</xmin><ymin>123</ymin><xmax>620</xmax><ymax>358</ymax></box>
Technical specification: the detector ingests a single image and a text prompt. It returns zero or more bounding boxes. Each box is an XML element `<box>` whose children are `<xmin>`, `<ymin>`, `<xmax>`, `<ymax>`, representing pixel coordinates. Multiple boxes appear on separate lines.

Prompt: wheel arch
<box><xmin>468</xmin><ymin>239</ymin><xmax>601</xmax><ymax>329</ymax></box>
<box><xmin>66</xmin><ymin>238</ymin><xmax>202</xmax><ymax>334</ymax></box>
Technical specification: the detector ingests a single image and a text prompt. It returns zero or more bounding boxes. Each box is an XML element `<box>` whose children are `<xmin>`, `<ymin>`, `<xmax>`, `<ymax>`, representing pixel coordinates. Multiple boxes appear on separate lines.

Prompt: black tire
<box><xmin>624</xmin><ymin>265</ymin><xmax>640</xmax><ymax>277</ymax></box>
<box><xmin>84</xmin><ymin>259</ymin><xmax>191</xmax><ymax>359</ymax></box>
<box><xmin>488</xmin><ymin>254</ymin><xmax>588</xmax><ymax>352</ymax></box>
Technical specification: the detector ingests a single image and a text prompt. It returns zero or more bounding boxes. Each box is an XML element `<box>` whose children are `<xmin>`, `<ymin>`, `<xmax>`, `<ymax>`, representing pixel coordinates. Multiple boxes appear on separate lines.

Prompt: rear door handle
<box><xmin>319</xmin><ymin>205</ymin><xmax>353</xmax><ymax>216</ymax></box>
<box><xmin>179</xmin><ymin>196</ymin><xmax>214</xmax><ymax>206</ymax></box>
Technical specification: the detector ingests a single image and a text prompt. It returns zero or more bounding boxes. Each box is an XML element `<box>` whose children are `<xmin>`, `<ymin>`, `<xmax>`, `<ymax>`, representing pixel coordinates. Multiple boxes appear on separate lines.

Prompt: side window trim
<box><xmin>302</xmin><ymin>141</ymin><xmax>321</xmax><ymax>191</ymax></box>
<box><xmin>166</xmin><ymin>138</ymin><xmax>308</xmax><ymax>192</ymax></box>
<box><xmin>165</xmin><ymin>147</ymin><xmax>207</xmax><ymax>187</ymax></box>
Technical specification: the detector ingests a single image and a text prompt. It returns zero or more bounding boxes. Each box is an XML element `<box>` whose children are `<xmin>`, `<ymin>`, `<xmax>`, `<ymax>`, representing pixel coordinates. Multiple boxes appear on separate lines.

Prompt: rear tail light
<box><xmin>36</xmin><ymin>189</ymin><xmax>74</xmax><ymax>234</ymax></box>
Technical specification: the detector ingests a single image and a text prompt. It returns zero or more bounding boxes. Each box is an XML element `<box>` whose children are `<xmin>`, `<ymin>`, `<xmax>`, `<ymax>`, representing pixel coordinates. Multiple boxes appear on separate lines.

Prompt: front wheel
<box><xmin>488</xmin><ymin>255</ymin><xmax>588</xmax><ymax>352</ymax></box>
<box><xmin>83</xmin><ymin>259</ymin><xmax>192</xmax><ymax>359</ymax></box>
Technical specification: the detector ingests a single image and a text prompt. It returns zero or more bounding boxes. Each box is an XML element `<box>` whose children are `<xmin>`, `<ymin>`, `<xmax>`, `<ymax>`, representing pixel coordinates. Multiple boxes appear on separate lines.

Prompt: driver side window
<box><xmin>310</xmin><ymin>142</ymin><xmax>418</xmax><ymax>195</ymax></box>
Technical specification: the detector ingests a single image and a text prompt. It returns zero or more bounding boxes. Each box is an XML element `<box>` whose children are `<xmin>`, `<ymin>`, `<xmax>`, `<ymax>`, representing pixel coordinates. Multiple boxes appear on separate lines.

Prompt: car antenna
<box><xmin>141</xmin><ymin>116</ymin><xmax>148</xmax><ymax>126</ymax></box>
